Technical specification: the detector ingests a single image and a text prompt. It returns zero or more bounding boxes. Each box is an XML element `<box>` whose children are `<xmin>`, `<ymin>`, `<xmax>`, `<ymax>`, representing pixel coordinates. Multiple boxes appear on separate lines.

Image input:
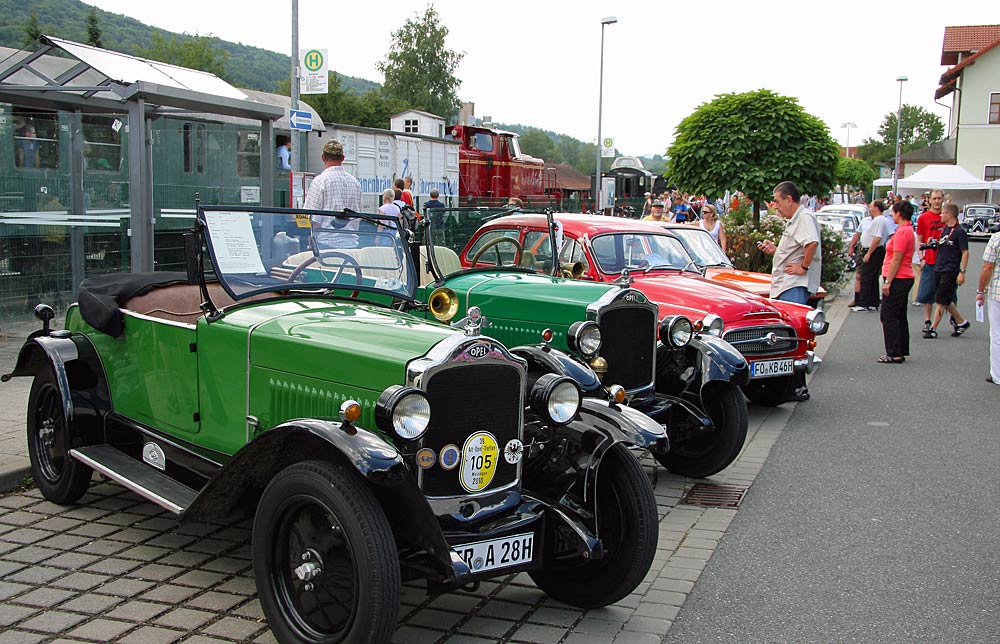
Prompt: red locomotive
<box><xmin>449</xmin><ymin>124</ymin><xmax>549</xmax><ymax>202</ymax></box>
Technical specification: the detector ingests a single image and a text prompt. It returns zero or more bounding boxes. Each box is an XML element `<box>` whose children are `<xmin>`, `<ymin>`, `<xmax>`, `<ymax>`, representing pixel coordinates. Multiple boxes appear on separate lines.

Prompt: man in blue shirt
<box><xmin>276</xmin><ymin>137</ymin><xmax>292</xmax><ymax>171</ymax></box>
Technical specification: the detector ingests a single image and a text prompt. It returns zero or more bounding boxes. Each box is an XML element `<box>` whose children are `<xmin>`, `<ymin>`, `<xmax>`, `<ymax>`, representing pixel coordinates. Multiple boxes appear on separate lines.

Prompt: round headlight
<box><xmin>701</xmin><ymin>314</ymin><xmax>724</xmax><ymax>337</ymax></box>
<box><xmin>376</xmin><ymin>385</ymin><xmax>431</xmax><ymax>441</ymax></box>
<box><xmin>806</xmin><ymin>309</ymin><xmax>826</xmax><ymax>334</ymax></box>
<box><xmin>530</xmin><ymin>374</ymin><xmax>581</xmax><ymax>427</ymax></box>
<box><xmin>659</xmin><ymin>316</ymin><xmax>693</xmax><ymax>348</ymax></box>
<box><xmin>567</xmin><ymin>320</ymin><xmax>602</xmax><ymax>358</ymax></box>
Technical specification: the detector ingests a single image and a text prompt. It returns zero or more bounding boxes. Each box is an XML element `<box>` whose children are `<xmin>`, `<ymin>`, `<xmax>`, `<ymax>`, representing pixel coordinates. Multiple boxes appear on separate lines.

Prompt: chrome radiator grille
<box><xmin>723</xmin><ymin>325</ymin><xmax>798</xmax><ymax>357</ymax></box>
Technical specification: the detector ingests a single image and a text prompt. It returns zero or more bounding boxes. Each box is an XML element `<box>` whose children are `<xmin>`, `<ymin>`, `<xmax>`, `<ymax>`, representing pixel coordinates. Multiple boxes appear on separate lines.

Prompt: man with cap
<box><xmin>306</xmin><ymin>139</ymin><xmax>363</xmax><ymax>248</ymax></box>
<box><xmin>642</xmin><ymin>200</ymin><xmax>666</xmax><ymax>221</ymax></box>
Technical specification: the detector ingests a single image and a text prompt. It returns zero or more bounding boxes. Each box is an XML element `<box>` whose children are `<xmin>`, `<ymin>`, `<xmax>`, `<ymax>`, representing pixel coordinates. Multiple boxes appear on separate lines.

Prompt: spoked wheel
<box><xmin>655</xmin><ymin>380</ymin><xmax>749</xmax><ymax>478</ymax></box>
<box><xmin>742</xmin><ymin>373</ymin><xmax>797</xmax><ymax>407</ymax></box>
<box><xmin>253</xmin><ymin>461</ymin><xmax>399</xmax><ymax>644</ymax></box>
<box><xmin>26</xmin><ymin>368</ymin><xmax>91</xmax><ymax>504</ymax></box>
<box><xmin>528</xmin><ymin>443</ymin><xmax>657</xmax><ymax>608</ymax></box>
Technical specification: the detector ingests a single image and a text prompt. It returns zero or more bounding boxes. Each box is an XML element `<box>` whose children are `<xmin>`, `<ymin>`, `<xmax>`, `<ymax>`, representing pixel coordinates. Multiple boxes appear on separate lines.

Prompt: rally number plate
<box><xmin>749</xmin><ymin>358</ymin><xmax>794</xmax><ymax>379</ymax></box>
<box><xmin>454</xmin><ymin>533</ymin><xmax>534</xmax><ymax>574</ymax></box>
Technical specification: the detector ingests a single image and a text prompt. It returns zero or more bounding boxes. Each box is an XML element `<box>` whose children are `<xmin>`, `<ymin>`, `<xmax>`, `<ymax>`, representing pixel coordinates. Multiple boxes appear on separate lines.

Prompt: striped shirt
<box><xmin>305</xmin><ymin>165</ymin><xmax>363</xmax><ymax>248</ymax></box>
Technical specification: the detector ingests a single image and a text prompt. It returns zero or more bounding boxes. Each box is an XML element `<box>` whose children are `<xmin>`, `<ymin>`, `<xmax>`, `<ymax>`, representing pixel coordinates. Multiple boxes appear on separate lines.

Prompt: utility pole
<box><xmin>290</xmin><ymin>0</ymin><xmax>299</xmax><ymax>171</ymax></box>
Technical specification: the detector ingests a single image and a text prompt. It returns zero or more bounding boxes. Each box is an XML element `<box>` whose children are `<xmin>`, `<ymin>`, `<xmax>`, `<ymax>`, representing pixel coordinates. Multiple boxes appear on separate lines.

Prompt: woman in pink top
<box><xmin>878</xmin><ymin>201</ymin><xmax>916</xmax><ymax>363</ymax></box>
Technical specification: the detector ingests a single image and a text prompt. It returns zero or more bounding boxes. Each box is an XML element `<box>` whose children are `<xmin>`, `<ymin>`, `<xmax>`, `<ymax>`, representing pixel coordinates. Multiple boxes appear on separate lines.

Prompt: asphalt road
<box><xmin>664</xmin><ymin>241</ymin><xmax>1000</xmax><ymax>644</ymax></box>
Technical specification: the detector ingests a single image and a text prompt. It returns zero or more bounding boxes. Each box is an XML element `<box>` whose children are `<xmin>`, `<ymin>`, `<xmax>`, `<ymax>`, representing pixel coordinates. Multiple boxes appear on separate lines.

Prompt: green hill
<box><xmin>0</xmin><ymin>0</ymin><xmax>379</xmax><ymax>95</ymax></box>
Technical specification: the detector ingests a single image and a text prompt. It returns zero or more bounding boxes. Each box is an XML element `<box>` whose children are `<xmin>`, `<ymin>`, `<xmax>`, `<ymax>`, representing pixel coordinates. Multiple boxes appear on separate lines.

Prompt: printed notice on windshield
<box><xmin>206</xmin><ymin>211</ymin><xmax>266</xmax><ymax>275</ymax></box>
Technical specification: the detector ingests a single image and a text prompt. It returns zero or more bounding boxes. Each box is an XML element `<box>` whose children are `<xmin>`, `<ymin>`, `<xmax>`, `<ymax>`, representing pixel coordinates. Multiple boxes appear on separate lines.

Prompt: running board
<box><xmin>69</xmin><ymin>445</ymin><xmax>196</xmax><ymax>514</ymax></box>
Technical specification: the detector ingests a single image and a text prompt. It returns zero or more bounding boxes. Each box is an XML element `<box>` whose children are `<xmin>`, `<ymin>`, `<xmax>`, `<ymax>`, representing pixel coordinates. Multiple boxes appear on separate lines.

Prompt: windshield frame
<box><xmin>198</xmin><ymin>205</ymin><xmax>417</xmax><ymax>304</ymax></box>
<box><xmin>588</xmin><ymin>231</ymin><xmax>698</xmax><ymax>275</ymax></box>
<box><xmin>669</xmin><ymin>227</ymin><xmax>734</xmax><ymax>268</ymax></box>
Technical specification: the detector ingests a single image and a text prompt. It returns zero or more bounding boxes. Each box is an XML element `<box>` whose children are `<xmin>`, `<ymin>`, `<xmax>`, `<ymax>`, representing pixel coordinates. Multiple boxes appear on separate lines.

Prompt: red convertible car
<box><xmin>459</xmin><ymin>213</ymin><xmax>828</xmax><ymax>406</ymax></box>
<box><xmin>649</xmin><ymin>222</ymin><xmax>827</xmax><ymax>307</ymax></box>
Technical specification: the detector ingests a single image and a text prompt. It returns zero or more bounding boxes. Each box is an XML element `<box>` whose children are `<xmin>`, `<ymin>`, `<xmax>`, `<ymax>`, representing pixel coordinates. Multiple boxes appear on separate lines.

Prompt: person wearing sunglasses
<box><xmin>696</xmin><ymin>203</ymin><xmax>727</xmax><ymax>253</ymax></box>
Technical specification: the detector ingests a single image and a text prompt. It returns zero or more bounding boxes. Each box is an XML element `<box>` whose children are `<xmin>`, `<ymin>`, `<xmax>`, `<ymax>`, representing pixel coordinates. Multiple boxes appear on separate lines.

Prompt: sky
<box><xmin>82</xmin><ymin>0</ymin><xmax>996</xmax><ymax>157</ymax></box>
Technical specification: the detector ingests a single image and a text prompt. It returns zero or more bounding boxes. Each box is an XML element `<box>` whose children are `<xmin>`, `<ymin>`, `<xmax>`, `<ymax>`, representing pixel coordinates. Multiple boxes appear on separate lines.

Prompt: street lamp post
<box><xmin>840</xmin><ymin>122</ymin><xmax>856</xmax><ymax>158</ymax></box>
<box><xmin>892</xmin><ymin>76</ymin><xmax>907</xmax><ymax>196</ymax></box>
<box><xmin>595</xmin><ymin>16</ymin><xmax>617</xmax><ymax>212</ymax></box>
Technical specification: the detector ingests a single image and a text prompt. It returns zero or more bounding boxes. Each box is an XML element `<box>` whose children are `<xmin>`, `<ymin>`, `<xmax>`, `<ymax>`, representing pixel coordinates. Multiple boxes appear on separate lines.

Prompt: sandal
<box><xmin>877</xmin><ymin>356</ymin><xmax>905</xmax><ymax>364</ymax></box>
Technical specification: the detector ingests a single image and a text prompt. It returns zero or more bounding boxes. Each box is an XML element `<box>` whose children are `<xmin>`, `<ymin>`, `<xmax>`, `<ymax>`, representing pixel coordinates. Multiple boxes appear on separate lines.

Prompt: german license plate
<box><xmin>750</xmin><ymin>358</ymin><xmax>794</xmax><ymax>379</ymax></box>
<box><xmin>454</xmin><ymin>533</ymin><xmax>534</xmax><ymax>574</ymax></box>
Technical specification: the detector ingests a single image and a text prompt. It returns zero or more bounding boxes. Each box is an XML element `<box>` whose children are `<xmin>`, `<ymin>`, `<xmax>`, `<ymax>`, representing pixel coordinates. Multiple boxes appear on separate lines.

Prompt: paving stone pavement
<box><xmin>0</xmin><ymin>297</ymin><xmax>846</xmax><ymax>643</ymax></box>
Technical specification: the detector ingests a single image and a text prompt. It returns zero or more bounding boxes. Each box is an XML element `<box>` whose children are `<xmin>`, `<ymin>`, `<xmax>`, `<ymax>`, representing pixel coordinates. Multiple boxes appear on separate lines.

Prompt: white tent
<box><xmin>873</xmin><ymin>164</ymin><xmax>999</xmax><ymax>203</ymax></box>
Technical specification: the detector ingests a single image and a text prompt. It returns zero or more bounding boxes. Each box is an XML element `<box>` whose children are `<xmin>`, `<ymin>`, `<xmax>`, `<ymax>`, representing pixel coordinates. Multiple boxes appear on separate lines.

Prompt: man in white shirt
<box><xmin>851</xmin><ymin>200</ymin><xmax>892</xmax><ymax>310</ymax></box>
<box><xmin>305</xmin><ymin>139</ymin><xmax>362</xmax><ymax>248</ymax></box>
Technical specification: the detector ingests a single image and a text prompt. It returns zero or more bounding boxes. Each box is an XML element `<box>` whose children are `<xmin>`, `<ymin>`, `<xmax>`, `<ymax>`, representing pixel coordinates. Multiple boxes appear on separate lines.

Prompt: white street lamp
<box><xmin>840</xmin><ymin>122</ymin><xmax>856</xmax><ymax>158</ymax></box>
<box><xmin>594</xmin><ymin>16</ymin><xmax>617</xmax><ymax>212</ymax></box>
<box><xmin>893</xmin><ymin>76</ymin><xmax>907</xmax><ymax>195</ymax></box>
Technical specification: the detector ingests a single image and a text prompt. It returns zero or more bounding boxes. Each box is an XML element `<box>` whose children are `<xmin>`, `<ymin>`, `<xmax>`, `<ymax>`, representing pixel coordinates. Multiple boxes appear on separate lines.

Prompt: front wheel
<box><xmin>27</xmin><ymin>368</ymin><xmax>91</xmax><ymax>504</ymax></box>
<box><xmin>656</xmin><ymin>380</ymin><xmax>749</xmax><ymax>478</ymax></box>
<box><xmin>253</xmin><ymin>461</ymin><xmax>400</xmax><ymax>644</ymax></box>
<box><xmin>742</xmin><ymin>373</ymin><xmax>797</xmax><ymax>407</ymax></box>
<box><xmin>528</xmin><ymin>443</ymin><xmax>657</xmax><ymax>608</ymax></box>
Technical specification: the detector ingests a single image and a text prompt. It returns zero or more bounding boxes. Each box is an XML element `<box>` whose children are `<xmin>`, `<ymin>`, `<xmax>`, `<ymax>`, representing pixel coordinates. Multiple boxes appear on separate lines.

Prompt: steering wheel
<box><xmin>469</xmin><ymin>236</ymin><xmax>523</xmax><ymax>267</ymax></box>
<box><xmin>286</xmin><ymin>250</ymin><xmax>364</xmax><ymax>284</ymax></box>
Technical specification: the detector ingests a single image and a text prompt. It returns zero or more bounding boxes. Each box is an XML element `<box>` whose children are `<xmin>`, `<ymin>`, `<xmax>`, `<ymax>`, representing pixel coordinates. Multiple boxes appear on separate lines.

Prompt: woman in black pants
<box><xmin>879</xmin><ymin>201</ymin><xmax>916</xmax><ymax>363</ymax></box>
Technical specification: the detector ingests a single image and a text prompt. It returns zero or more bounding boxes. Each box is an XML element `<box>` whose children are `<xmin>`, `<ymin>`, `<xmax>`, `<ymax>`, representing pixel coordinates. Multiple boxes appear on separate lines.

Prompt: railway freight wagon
<box><xmin>306</xmin><ymin>123</ymin><xmax>461</xmax><ymax>211</ymax></box>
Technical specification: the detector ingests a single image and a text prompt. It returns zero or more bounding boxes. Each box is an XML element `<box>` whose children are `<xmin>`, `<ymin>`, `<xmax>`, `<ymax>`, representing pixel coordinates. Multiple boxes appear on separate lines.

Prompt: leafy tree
<box><xmin>519</xmin><ymin>129</ymin><xmax>561</xmax><ymax>163</ymax></box>
<box><xmin>140</xmin><ymin>31</ymin><xmax>229</xmax><ymax>78</ymax></box>
<box><xmin>23</xmin><ymin>11</ymin><xmax>42</xmax><ymax>48</ymax></box>
<box><xmin>836</xmin><ymin>157</ymin><xmax>877</xmax><ymax>198</ymax></box>
<box><xmin>378</xmin><ymin>5</ymin><xmax>464</xmax><ymax>120</ymax></box>
<box><xmin>86</xmin><ymin>7</ymin><xmax>103</xmax><ymax>48</ymax></box>
<box><xmin>666</xmin><ymin>89</ymin><xmax>839</xmax><ymax>224</ymax></box>
<box><xmin>856</xmin><ymin>104</ymin><xmax>946</xmax><ymax>171</ymax></box>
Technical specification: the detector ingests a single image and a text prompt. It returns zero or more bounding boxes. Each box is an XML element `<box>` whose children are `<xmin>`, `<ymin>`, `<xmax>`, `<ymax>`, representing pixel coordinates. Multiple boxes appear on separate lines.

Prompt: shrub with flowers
<box><xmin>722</xmin><ymin>203</ymin><xmax>848</xmax><ymax>288</ymax></box>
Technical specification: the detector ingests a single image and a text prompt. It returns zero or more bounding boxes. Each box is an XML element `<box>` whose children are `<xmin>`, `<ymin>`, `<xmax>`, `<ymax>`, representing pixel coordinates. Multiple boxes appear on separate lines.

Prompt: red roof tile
<box><xmin>942</xmin><ymin>25</ymin><xmax>1000</xmax><ymax>64</ymax></box>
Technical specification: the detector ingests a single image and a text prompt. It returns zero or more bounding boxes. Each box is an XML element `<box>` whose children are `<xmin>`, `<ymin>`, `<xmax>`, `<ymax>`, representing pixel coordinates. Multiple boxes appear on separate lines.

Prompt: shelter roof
<box><xmin>0</xmin><ymin>36</ymin><xmax>282</xmax><ymax>121</ymax></box>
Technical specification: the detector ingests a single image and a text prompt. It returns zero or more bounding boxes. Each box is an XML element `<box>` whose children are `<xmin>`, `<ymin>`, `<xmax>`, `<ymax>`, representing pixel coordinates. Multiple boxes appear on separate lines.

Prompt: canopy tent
<box><xmin>873</xmin><ymin>164</ymin><xmax>999</xmax><ymax>203</ymax></box>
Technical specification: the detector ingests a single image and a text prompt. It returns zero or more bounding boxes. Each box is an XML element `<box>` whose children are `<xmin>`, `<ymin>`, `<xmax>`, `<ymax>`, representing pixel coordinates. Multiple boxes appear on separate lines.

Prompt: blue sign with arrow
<box><xmin>289</xmin><ymin>109</ymin><xmax>312</xmax><ymax>132</ymax></box>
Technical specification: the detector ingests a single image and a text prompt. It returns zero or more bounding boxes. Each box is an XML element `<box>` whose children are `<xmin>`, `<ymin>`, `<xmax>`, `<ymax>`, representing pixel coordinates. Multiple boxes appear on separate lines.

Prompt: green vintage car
<box><xmin>411</xmin><ymin>208</ymin><xmax>750</xmax><ymax>478</ymax></box>
<box><xmin>3</xmin><ymin>206</ymin><xmax>666</xmax><ymax>644</ymax></box>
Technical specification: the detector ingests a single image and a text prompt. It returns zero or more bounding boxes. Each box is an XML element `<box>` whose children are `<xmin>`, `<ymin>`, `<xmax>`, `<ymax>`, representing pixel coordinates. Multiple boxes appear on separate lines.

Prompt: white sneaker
<box><xmin>850</xmin><ymin>306</ymin><xmax>867</xmax><ymax>312</ymax></box>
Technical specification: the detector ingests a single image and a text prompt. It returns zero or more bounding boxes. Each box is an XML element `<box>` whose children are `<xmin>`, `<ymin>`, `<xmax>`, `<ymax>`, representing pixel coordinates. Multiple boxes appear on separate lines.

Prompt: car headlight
<box><xmin>806</xmin><ymin>309</ymin><xmax>827</xmax><ymax>334</ymax></box>
<box><xmin>375</xmin><ymin>385</ymin><xmax>431</xmax><ymax>441</ymax></box>
<box><xmin>567</xmin><ymin>320</ymin><xmax>602</xmax><ymax>358</ymax></box>
<box><xmin>701</xmin><ymin>314</ymin><xmax>724</xmax><ymax>337</ymax></box>
<box><xmin>659</xmin><ymin>315</ymin><xmax>693</xmax><ymax>348</ymax></box>
<box><xmin>530</xmin><ymin>374</ymin><xmax>581</xmax><ymax>426</ymax></box>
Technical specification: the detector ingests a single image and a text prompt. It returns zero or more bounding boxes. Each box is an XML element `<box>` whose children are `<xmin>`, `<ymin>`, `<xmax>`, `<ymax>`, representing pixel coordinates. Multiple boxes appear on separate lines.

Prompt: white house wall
<box><xmin>956</xmin><ymin>44</ymin><xmax>1000</xmax><ymax>181</ymax></box>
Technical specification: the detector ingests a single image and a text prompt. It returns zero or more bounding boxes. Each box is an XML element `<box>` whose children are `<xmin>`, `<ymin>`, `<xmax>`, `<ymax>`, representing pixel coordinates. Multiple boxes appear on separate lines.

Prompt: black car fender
<box><xmin>180</xmin><ymin>420</ymin><xmax>461</xmax><ymax>585</ymax></box>
<box><xmin>510</xmin><ymin>345</ymin><xmax>603</xmax><ymax>395</ymax></box>
<box><xmin>2</xmin><ymin>333</ymin><xmax>110</xmax><ymax>447</ymax></box>
<box><xmin>689</xmin><ymin>334</ymin><xmax>750</xmax><ymax>389</ymax></box>
<box><xmin>522</xmin><ymin>398</ymin><xmax>665</xmax><ymax>516</ymax></box>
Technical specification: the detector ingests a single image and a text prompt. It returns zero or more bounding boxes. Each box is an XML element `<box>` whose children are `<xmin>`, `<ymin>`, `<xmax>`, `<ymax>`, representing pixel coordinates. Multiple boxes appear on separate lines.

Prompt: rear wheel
<box><xmin>742</xmin><ymin>373</ymin><xmax>797</xmax><ymax>407</ymax></box>
<box><xmin>528</xmin><ymin>443</ymin><xmax>657</xmax><ymax>608</ymax></box>
<box><xmin>253</xmin><ymin>461</ymin><xmax>399</xmax><ymax>644</ymax></box>
<box><xmin>27</xmin><ymin>368</ymin><xmax>91</xmax><ymax>504</ymax></box>
<box><xmin>656</xmin><ymin>380</ymin><xmax>748</xmax><ymax>478</ymax></box>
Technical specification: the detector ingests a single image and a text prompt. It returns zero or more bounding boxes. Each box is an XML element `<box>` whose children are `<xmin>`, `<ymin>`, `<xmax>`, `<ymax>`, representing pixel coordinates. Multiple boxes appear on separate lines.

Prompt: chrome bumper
<box><xmin>794</xmin><ymin>351</ymin><xmax>821</xmax><ymax>374</ymax></box>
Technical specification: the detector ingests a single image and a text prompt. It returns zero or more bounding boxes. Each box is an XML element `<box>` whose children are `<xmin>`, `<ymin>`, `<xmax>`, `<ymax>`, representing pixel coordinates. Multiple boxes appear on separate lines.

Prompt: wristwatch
<box><xmin>959</xmin><ymin>269</ymin><xmax>966</xmax><ymax>273</ymax></box>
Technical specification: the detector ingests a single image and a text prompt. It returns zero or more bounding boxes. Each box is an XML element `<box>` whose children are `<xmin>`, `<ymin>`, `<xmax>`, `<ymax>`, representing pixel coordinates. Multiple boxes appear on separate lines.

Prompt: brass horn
<box><xmin>560</xmin><ymin>262</ymin><xmax>585</xmax><ymax>278</ymax></box>
<box><xmin>428</xmin><ymin>287</ymin><xmax>459</xmax><ymax>322</ymax></box>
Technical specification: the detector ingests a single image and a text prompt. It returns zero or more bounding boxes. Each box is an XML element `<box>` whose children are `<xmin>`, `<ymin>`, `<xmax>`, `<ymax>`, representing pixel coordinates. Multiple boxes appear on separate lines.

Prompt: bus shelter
<box><xmin>0</xmin><ymin>36</ymin><xmax>284</xmax><ymax>317</ymax></box>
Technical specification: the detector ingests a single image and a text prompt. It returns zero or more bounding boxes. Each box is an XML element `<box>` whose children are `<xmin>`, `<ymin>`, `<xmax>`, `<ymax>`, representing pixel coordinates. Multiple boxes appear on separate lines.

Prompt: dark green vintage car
<box><xmin>3</xmin><ymin>206</ymin><xmax>667</xmax><ymax>644</ymax></box>
<box><xmin>411</xmin><ymin>208</ymin><xmax>750</xmax><ymax>478</ymax></box>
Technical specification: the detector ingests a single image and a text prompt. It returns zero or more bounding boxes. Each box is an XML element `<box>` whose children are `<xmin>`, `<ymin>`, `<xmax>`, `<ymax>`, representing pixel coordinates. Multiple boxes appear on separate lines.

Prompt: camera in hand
<box><xmin>919</xmin><ymin>237</ymin><xmax>953</xmax><ymax>251</ymax></box>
